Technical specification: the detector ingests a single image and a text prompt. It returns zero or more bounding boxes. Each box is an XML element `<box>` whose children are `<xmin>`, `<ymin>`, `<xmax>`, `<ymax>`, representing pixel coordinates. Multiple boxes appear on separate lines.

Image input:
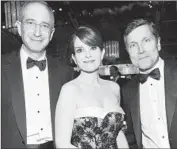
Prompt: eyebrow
<box><xmin>75</xmin><ymin>46</ymin><xmax>83</xmax><ymax>48</ymax></box>
<box><xmin>24</xmin><ymin>19</ymin><xmax>35</xmax><ymax>22</ymax></box>
<box><xmin>24</xmin><ymin>19</ymin><xmax>51</xmax><ymax>25</ymax></box>
<box><xmin>128</xmin><ymin>36</ymin><xmax>152</xmax><ymax>43</ymax></box>
<box><xmin>128</xmin><ymin>41</ymin><xmax>137</xmax><ymax>45</ymax></box>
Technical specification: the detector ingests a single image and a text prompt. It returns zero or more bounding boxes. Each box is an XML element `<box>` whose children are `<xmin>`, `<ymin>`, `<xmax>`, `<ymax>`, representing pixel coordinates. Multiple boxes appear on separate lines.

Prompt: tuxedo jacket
<box><xmin>122</xmin><ymin>59</ymin><xmax>177</xmax><ymax>149</ymax></box>
<box><xmin>1</xmin><ymin>50</ymin><xmax>74</xmax><ymax>148</ymax></box>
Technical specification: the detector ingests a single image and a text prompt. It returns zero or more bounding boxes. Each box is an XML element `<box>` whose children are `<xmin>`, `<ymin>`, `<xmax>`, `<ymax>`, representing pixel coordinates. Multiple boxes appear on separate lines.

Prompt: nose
<box><xmin>85</xmin><ymin>49</ymin><xmax>91</xmax><ymax>58</ymax></box>
<box><xmin>138</xmin><ymin>43</ymin><xmax>145</xmax><ymax>54</ymax></box>
<box><xmin>33</xmin><ymin>24</ymin><xmax>42</xmax><ymax>37</ymax></box>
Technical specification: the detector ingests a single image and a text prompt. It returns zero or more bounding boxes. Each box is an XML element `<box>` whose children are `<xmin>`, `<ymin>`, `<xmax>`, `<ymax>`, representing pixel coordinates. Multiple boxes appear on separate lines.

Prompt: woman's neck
<box><xmin>78</xmin><ymin>71</ymin><xmax>101</xmax><ymax>86</ymax></box>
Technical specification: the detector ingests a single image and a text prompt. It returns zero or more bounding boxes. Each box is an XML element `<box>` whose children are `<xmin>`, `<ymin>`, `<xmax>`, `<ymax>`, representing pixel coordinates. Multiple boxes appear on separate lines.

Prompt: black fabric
<box><xmin>139</xmin><ymin>68</ymin><xmax>160</xmax><ymax>84</ymax></box>
<box><xmin>27</xmin><ymin>57</ymin><xmax>46</xmax><ymax>71</ymax></box>
<box><xmin>121</xmin><ymin>59</ymin><xmax>177</xmax><ymax>149</ymax></box>
<box><xmin>26</xmin><ymin>141</ymin><xmax>55</xmax><ymax>149</ymax></box>
<box><xmin>2</xmin><ymin>50</ymin><xmax>74</xmax><ymax>148</ymax></box>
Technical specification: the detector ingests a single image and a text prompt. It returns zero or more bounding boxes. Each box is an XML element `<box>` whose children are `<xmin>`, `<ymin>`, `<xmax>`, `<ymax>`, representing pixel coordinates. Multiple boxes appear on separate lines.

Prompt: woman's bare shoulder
<box><xmin>101</xmin><ymin>79</ymin><xmax>120</xmax><ymax>91</ymax></box>
<box><xmin>57</xmin><ymin>79</ymin><xmax>81</xmax><ymax>107</ymax></box>
<box><xmin>61</xmin><ymin>78</ymin><xmax>80</xmax><ymax>91</ymax></box>
<box><xmin>101</xmin><ymin>79</ymin><xmax>120</xmax><ymax>104</ymax></box>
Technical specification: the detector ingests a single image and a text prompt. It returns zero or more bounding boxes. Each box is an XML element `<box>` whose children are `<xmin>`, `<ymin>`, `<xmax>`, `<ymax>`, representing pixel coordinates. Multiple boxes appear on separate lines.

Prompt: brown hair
<box><xmin>70</xmin><ymin>25</ymin><xmax>103</xmax><ymax>54</ymax></box>
<box><xmin>124</xmin><ymin>18</ymin><xmax>160</xmax><ymax>44</ymax></box>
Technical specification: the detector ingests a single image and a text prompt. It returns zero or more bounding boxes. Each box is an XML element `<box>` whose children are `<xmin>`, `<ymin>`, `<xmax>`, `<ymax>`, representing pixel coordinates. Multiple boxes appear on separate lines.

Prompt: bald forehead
<box><xmin>21</xmin><ymin>2</ymin><xmax>54</xmax><ymax>26</ymax></box>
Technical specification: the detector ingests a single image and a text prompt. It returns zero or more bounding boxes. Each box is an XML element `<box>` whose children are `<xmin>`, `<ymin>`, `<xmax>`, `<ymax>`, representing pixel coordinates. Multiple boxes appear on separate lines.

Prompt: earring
<box><xmin>76</xmin><ymin>65</ymin><xmax>80</xmax><ymax>72</ymax></box>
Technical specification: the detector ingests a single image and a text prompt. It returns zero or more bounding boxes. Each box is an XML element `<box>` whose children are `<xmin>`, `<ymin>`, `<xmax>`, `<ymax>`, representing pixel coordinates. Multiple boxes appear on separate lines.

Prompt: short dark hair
<box><xmin>19</xmin><ymin>1</ymin><xmax>55</xmax><ymax>27</ymax></box>
<box><xmin>70</xmin><ymin>25</ymin><xmax>103</xmax><ymax>54</ymax></box>
<box><xmin>123</xmin><ymin>18</ymin><xmax>160</xmax><ymax>43</ymax></box>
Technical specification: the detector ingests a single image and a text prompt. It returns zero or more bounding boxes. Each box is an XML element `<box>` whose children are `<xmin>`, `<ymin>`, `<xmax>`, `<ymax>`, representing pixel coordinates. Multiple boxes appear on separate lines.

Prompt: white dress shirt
<box><xmin>20</xmin><ymin>45</ymin><xmax>53</xmax><ymax>144</ymax></box>
<box><xmin>140</xmin><ymin>58</ymin><xmax>170</xmax><ymax>148</ymax></box>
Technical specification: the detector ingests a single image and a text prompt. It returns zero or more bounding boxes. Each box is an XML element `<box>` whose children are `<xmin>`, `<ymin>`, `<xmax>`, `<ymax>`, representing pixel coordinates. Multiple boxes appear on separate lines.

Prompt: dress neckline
<box><xmin>75</xmin><ymin>106</ymin><xmax>124</xmax><ymax>119</ymax></box>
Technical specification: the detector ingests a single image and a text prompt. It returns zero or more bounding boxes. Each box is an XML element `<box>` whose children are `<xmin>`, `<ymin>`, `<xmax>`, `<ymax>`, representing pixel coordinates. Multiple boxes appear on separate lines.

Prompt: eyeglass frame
<box><xmin>21</xmin><ymin>19</ymin><xmax>54</xmax><ymax>32</ymax></box>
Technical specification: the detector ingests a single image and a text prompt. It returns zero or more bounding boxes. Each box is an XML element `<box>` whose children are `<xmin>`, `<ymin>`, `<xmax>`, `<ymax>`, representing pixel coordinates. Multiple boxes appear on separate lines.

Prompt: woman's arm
<box><xmin>109</xmin><ymin>81</ymin><xmax>128</xmax><ymax>148</ymax></box>
<box><xmin>117</xmin><ymin>130</ymin><xmax>129</xmax><ymax>148</ymax></box>
<box><xmin>55</xmin><ymin>83</ymin><xmax>78</xmax><ymax>148</ymax></box>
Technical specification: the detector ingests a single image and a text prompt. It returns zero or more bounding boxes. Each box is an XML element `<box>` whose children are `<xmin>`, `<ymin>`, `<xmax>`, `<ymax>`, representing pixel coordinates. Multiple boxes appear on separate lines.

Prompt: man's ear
<box><xmin>101</xmin><ymin>48</ymin><xmax>105</xmax><ymax>60</ymax></box>
<box><xmin>15</xmin><ymin>21</ymin><xmax>22</xmax><ymax>37</ymax></box>
<box><xmin>71</xmin><ymin>54</ymin><xmax>77</xmax><ymax>65</ymax></box>
<box><xmin>157</xmin><ymin>37</ymin><xmax>161</xmax><ymax>52</ymax></box>
<box><xmin>49</xmin><ymin>27</ymin><xmax>55</xmax><ymax>41</ymax></box>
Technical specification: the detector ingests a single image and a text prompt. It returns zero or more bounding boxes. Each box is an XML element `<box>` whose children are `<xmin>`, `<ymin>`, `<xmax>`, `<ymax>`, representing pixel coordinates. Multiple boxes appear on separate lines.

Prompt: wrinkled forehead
<box><xmin>22</xmin><ymin>2</ymin><xmax>54</xmax><ymax>25</ymax></box>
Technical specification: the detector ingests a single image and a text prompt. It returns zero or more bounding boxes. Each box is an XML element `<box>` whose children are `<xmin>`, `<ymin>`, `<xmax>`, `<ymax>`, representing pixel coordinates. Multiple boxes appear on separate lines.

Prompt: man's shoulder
<box><xmin>2</xmin><ymin>50</ymin><xmax>19</xmax><ymax>65</ymax></box>
<box><xmin>47</xmin><ymin>55</ymin><xmax>72</xmax><ymax>68</ymax></box>
<box><xmin>164</xmin><ymin>58</ymin><xmax>177</xmax><ymax>67</ymax></box>
<box><xmin>164</xmin><ymin>58</ymin><xmax>177</xmax><ymax>74</ymax></box>
<box><xmin>47</xmin><ymin>55</ymin><xmax>74</xmax><ymax>78</ymax></box>
<box><xmin>122</xmin><ymin>75</ymin><xmax>138</xmax><ymax>89</ymax></box>
<box><xmin>121</xmin><ymin>75</ymin><xmax>139</xmax><ymax>101</ymax></box>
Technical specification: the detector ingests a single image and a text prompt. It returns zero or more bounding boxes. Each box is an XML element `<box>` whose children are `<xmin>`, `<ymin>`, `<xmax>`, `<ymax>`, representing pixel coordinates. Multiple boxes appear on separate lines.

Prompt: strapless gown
<box><xmin>71</xmin><ymin>107</ymin><xmax>126</xmax><ymax>149</ymax></box>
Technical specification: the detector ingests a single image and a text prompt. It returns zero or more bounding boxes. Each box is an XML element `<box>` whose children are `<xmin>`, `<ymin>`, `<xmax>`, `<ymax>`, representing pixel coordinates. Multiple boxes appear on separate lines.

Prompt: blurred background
<box><xmin>1</xmin><ymin>1</ymin><xmax>177</xmax><ymax>75</ymax></box>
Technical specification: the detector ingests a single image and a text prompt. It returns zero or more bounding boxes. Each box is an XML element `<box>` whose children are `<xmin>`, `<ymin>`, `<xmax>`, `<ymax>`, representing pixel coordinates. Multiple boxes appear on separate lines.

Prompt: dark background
<box><xmin>1</xmin><ymin>1</ymin><xmax>177</xmax><ymax>65</ymax></box>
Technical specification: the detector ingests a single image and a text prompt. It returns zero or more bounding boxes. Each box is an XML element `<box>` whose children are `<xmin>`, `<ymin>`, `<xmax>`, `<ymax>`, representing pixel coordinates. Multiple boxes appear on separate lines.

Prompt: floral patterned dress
<box><xmin>71</xmin><ymin>109</ymin><xmax>125</xmax><ymax>149</ymax></box>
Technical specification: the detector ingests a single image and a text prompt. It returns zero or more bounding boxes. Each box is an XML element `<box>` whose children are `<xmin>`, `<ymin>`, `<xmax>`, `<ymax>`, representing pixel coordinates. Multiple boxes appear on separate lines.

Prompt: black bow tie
<box><xmin>27</xmin><ymin>57</ymin><xmax>46</xmax><ymax>71</ymax></box>
<box><xmin>139</xmin><ymin>68</ymin><xmax>161</xmax><ymax>84</ymax></box>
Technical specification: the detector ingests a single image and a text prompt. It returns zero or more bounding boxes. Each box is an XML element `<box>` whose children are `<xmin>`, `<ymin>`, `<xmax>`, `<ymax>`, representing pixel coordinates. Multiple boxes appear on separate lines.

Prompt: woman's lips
<box><xmin>83</xmin><ymin>60</ymin><xmax>95</xmax><ymax>63</ymax></box>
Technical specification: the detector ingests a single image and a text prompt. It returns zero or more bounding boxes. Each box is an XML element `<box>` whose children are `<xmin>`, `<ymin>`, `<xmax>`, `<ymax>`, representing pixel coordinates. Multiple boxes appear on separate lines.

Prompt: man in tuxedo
<box><xmin>122</xmin><ymin>18</ymin><xmax>177</xmax><ymax>148</ymax></box>
<box><xmin>2</xmin><ymin>1</ymin><xmax>73</xmax><ymax>148</ymax></box>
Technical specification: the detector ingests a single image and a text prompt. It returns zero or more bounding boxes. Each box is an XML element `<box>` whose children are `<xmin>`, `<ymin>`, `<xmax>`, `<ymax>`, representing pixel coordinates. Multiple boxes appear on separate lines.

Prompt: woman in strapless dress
<box><xmin>55</xmin><ymin>25</ymin><xmax>129</xmax><ymax>149</ymax></box>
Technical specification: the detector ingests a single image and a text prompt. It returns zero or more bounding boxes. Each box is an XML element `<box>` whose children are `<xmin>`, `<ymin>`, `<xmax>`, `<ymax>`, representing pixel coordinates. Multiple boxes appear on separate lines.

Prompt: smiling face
<box><xmin>124</xmin><ymin>24</ymin><xmax>161</xmax><ymax>72</ymax></box>
<box><xmin>16</xmin><ymin>2</ymin><xmax>55</xmax><ymax>56</ymax></box>
<box><xmin>72</xmin><ymin>36</ymin><xmax>105</xmax><ymax>73</ymax></box>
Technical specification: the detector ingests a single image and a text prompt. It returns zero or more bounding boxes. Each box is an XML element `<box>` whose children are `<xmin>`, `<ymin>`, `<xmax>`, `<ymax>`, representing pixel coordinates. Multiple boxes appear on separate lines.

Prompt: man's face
<box><xmin>17</xmin><ymin>3</ymin><xmax>55</xmax><ymax>54</ymax></box>
<box><xmin>125</xmin><ymin>24</ymin><xmax>161</xmax><ymax>72</ymax></box>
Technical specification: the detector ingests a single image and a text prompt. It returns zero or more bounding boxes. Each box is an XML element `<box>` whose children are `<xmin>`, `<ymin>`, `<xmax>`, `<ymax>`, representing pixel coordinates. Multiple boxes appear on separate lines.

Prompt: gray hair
<box><xmin>19</xmin><ymin>1</ymin><xmax>55</xmax><ymax>27</ymax></box>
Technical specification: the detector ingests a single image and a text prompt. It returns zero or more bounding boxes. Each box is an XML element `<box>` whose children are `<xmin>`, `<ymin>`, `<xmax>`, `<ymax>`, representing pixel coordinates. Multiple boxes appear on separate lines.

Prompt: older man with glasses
<box><xmin>2</xmin><ymin>1</ymin><xmax>74</xmax><ymax>148</ymax></box>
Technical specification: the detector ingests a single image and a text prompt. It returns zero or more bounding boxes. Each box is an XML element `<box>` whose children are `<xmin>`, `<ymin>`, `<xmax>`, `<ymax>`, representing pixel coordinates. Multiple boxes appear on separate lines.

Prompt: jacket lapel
<box><xmin>5</xmin><ymin>51</ymin><xmax>26</xmax><ymax>142</ymax></box>
<box><xmin>126</xmin><ymin>60</ymin><xmax>177</xmax><ymax>147</ymax></box>
<box><xmin>164</xmin><ymin>61</ymin><xmax>177</xmax><ymax>132</ymax></box>
<box><xmin>47</xmin><ymin>56</ymin><xmax>60</xmax><ymax>138</ymax></box>
<box><xmin>129</xmin><ymin>76</ymin><xmax>142</xmax><ymax>148</ymax></box>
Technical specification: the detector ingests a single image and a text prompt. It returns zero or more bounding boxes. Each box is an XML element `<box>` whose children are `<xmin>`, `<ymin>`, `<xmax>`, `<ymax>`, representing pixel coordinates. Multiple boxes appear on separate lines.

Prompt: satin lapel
<box><xmin>47</xmin><ymin>56</ymin><xmax>60</xmax><ymax>138</ymax></box>
<box><xmin>164</xmin><ymin>61</ymin><xmax>177</xmax><ymax>132</ymax></box>
<box><xmin>129</xmin><ymin>76</ymin><xmax>142</xmax><ymax>148</ymax></box>
<box><xmin>5</xmin><ymin>52</ymin><xmax>26</xmax><ymax>142</ymax></box>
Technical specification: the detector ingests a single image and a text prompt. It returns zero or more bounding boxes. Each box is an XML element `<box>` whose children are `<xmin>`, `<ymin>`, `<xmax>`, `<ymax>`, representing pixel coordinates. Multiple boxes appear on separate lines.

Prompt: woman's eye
<box><xmin>90</xmin><ymin>46</ymin><xmax>97</xmax><ymax>50</ymax></box>
<box><xmin>76</xmin><ymin>48</ymin><xmax>83</xmax><ymax>53</ymax></box>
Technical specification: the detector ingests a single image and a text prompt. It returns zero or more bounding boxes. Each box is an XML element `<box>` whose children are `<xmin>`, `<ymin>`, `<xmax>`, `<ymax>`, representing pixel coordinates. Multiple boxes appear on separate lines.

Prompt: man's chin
<box><xmin>30</xmin><ymin>47</ymin><xmax>45</xmax><ymax>53</ymax></box>
<box><xmin>139</xmin><ymin>66</ymin><xmax>152</xmax><ymax>72</ymax></box>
